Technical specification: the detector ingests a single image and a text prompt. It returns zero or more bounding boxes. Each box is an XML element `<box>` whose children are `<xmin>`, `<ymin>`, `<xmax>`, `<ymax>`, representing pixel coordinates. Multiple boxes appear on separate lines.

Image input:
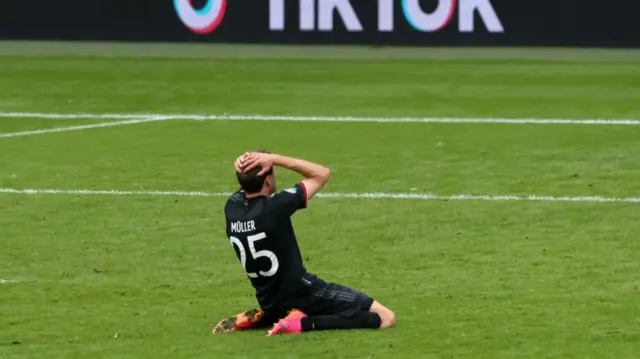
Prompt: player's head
<box><xmin>236</xmin><ymin>149</ymin><xmax>276</xmax><ymax>195</ymax></box>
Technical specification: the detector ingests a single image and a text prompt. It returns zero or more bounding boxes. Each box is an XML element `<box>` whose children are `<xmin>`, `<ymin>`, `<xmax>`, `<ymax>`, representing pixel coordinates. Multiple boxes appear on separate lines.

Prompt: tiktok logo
<box><xmin>269</xmin><ymin>0</ymin><xmax>503</xmax><ymax>33</ymax></box>
<box><xmin>174</xmin><ymin>0</ymin><xmax>227</xmax><ymax>34</ymax></box>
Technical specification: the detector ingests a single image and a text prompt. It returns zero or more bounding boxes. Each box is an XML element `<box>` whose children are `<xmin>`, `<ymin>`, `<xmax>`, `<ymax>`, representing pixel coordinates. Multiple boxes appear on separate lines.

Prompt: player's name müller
<box><xmin>230</xmin><ymin>220</ymin><xmax>256</xmax><ymax>233</ymax></box>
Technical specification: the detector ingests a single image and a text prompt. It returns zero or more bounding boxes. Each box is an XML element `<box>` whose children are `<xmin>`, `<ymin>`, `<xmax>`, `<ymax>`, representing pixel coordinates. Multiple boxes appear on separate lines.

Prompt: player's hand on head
<box><xmin>235</xmin><ymin>153</ymin><xmax>250</xmax><ymax>173</ymax></box>
<box><xmin>239</xmin><ymin>152</ymin><xmax>275</xmax><ymax>176</ymax></box>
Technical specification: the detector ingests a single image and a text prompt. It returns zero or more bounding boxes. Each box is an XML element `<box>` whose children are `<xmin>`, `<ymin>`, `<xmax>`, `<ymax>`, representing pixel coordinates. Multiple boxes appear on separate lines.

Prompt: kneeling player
<box><xmin>213</xmin><ymin>151</ymin><xmax>395</xmax><ymax>336</ymax></box>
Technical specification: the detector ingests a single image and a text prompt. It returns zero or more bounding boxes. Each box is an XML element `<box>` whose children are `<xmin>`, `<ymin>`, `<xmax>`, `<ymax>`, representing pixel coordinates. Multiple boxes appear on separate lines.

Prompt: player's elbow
<box><xmin>315</xmin><ymin>166</ymin><xmax>330</xmax><ymax>185</ymax></box>
<box><xmin>321</xmin><ymin>167</ymin><xmax>331</xmax><ymax>184</ymax></box>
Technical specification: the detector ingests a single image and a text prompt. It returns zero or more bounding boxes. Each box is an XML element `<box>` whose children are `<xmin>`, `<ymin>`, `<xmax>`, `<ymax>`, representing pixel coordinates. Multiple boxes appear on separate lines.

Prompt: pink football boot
<box><xmin>267</xmin><ymin>310</ymin><xmax>307</xmax><ymax>336</ymax></box>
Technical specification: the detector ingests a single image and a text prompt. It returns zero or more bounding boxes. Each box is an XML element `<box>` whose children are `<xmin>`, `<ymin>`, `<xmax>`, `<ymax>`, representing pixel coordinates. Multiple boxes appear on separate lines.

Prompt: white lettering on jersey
<box><xmin>229</xmin><ymin>232</ymin><xmax>279</xmax><ymax>278</ymax></box>
<box><xmin>285</xmin><ymin>188</ymin><xmax>297</xmax><ymax>194</ymax></box>
<box><xmin>230</xmin><ymin>220</ymin><xmax>256</xmax><ymax>233</ymax></box>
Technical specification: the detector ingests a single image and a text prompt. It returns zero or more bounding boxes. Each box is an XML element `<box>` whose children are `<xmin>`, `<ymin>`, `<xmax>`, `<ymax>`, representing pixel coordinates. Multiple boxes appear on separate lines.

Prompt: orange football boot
<box><xmin>212</xmin><ymin>308</ymin><xmax>264</xmax><ymax>335</ymax></box>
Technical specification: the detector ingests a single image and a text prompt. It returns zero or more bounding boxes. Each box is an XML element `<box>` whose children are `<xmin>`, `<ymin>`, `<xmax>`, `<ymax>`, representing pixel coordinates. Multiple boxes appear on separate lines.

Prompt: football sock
<box><xmin>301</xmin><ymin>312</ymin><xmax>381</xmax><ymax>331</ymax></box>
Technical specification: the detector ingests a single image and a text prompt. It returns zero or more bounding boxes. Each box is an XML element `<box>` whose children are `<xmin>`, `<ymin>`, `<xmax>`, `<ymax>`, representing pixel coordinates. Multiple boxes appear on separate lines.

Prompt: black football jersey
<box><xmin>224</xmin><ymin>183</ymin><xmax>308</xmax><ymax>311</ymax></box>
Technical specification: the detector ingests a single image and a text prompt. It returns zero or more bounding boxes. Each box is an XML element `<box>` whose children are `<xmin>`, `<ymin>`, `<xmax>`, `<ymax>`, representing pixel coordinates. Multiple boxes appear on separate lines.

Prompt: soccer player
<box><xmin>213</xmin><ymin>151</ymin><xmax>395</xmax><ymax>336</ymax></box>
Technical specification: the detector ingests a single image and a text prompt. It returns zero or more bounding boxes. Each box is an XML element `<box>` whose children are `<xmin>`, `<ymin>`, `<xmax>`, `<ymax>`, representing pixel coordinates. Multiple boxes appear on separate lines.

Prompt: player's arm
<box><xmin>238</xmin><ymin>152</ymin><xmax>331</xmax><ymax>201</ymax></box>
<box><xmin>270</xmin><ymin>154</ymin><xmax>330</xmax><ymax>201</ymax></box>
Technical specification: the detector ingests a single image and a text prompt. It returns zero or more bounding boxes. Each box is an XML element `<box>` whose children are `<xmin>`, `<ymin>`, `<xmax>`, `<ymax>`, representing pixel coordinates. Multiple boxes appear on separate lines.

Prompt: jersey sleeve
<box><xmin>270</xmin><ymin>182</ymin><xmax>308</xmax><ymax>217</ymax></box>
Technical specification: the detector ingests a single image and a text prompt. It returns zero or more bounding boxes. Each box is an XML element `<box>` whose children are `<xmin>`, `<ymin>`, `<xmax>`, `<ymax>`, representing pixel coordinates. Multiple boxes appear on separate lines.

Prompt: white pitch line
<box><xmin>0</xmin><ymin>112</ymin><xmax>153</xmax><ymax>120</ymax></box>
<box><xmin>0</xmin><ymin>188</ymin><xmax>638</xmax><ymax>204</ymax></box>
<box><xmin>1</xmin><ymin>112</ymin><xmax>639</xmax><ymax>125</ymax></box>
<box><xmin>0</xmin><ymin>118</ymin><xmax>166</xmax><ymax>138</ymax></box>
<box><xmin>0</xmin><ymin>188</ymin><xmax>224</xmax><ymax>197</ymax></box>
<box><xmin>0</xmin><ymin>279</ymin><xmax>18</xmax><ymax>284</ymax></box>
<box><xmin>153</xmin><ymin>114</ymin><xmax>640</xmax><ymax>125</ymax></box>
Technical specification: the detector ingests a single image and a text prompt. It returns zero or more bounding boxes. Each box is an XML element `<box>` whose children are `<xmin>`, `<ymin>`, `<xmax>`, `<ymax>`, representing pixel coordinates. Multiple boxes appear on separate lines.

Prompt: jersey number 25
<box><xmin>229</xmin><ymin>232</ymin><xmax>279</xmax><ymax>278</ymax></box>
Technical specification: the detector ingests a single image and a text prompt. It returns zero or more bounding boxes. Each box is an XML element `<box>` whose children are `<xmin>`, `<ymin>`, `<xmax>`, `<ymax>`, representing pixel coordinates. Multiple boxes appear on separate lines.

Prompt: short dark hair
<box><xmin>236</xmin><ymin>149</ymin><xmax>272</xmax><ymax>194</ymax></box>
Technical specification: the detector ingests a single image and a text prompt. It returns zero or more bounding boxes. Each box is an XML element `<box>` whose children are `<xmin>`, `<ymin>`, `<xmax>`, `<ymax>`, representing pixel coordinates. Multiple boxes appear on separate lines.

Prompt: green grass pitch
<box><xmin>0</xmin><ymin>43</ymin><xmax>639</xmax><ymax>359</ymax></box>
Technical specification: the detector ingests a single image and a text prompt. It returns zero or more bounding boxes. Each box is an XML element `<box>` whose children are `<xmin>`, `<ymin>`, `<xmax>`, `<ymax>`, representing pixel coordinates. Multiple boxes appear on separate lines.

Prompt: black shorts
<box><xmin>263</xmin><ymin>273</ymin><xmax>375</xmax><ymax>321</ymax></box>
